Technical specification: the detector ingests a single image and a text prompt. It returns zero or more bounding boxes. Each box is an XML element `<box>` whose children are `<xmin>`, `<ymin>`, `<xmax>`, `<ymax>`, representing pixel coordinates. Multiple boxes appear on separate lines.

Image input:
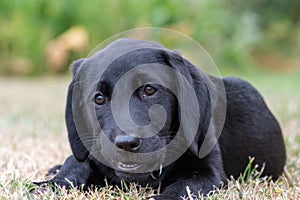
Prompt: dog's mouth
<box><xmin>114</xmin><ymin>160</ymin><xmax>161</xmax><ymax>175</ymax></box>
<box><xmin>117</xmin><ymin>161</ymin><xmax>140</xmax><ymax>172</ymax></box>
<box><xmin>114</xmin><ymin>161</ymin><xmax>163</xmax><ymax>185</ymax></box>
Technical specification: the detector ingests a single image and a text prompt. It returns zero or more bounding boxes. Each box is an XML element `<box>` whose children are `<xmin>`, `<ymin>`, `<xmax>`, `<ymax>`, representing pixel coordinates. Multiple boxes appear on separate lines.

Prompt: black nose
<box><xmin>114</xmin><ymin>135</ymin><xmax>141</xmax><ymax>152</ymax></box>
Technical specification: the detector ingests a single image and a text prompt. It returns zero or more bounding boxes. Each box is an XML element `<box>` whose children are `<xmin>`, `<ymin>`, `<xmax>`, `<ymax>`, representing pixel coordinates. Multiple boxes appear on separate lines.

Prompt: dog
<box><xmin>36</xmin><ymin>39</ymin><xmax>286</xmax><ymax>199</ymax></box>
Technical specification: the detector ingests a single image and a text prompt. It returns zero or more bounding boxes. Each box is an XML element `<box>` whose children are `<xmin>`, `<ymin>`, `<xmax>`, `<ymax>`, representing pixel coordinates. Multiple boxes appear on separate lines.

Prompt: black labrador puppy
<box><xmin>36</xmin><ymin>39</ymin><xmax>286</xmax><ymax>199</ymax></box>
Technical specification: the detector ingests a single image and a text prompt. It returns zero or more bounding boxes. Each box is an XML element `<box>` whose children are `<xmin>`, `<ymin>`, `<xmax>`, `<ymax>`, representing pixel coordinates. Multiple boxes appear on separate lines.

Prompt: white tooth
<box><xmin>119</xmin><ymin>162</ymin><xmax>138</xmax><ymax>168</ymax></box>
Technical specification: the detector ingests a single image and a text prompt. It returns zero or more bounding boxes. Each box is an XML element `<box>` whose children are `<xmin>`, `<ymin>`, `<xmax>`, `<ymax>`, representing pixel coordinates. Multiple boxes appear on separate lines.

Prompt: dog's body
<box><xmin>37</xmin><ymin>39</ymin><xmax>286</xmax><ymax>199</ymax></box>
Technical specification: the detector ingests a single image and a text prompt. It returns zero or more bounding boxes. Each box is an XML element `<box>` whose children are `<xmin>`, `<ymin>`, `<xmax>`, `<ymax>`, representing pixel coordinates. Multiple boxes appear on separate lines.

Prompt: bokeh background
<box><xmin>0</xmin><ymin>0</ymin><xmax>299</xmax><ymax>75</ymax></box>
<box><xmin>1</xmin><ymin>1</ymin><xmax>300</xmax><ymax>199</ymax></box>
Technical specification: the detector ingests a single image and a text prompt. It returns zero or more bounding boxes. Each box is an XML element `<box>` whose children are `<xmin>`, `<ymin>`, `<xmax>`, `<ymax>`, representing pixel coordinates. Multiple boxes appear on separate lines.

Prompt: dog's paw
<box><xmin>30</xmin><ymin>181</ymin><xmax>52</xmax><ymax>194</ymax></box>
<box><xmin>46</xmin><ymin>165</ymin><xmax>62</xmax><ymax>176</ymax></box>
<box><xmin>32</xmin><ymin>177</ymin><xmax>86</xmax><ymax>193</ymax></box>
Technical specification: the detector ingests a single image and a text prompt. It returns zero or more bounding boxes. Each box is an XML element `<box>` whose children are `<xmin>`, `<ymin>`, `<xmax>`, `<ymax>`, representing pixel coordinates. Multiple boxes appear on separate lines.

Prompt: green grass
<box><xmin>0</xmin><ymin>74</ymin><xmax>299</xmax><ymax>199</ymax></box>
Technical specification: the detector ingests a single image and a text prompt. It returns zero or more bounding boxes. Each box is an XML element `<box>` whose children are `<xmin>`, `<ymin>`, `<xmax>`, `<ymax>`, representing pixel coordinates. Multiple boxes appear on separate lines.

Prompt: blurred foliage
<box><xmin>0</xmin><ymin>0</ymin><xmax>299</xmax><ymax>75</ymax></box>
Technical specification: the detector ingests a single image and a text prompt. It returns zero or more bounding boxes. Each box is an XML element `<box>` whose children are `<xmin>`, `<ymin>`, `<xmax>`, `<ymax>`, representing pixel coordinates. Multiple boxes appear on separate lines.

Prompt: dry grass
<box><xmin>0</xmin><ymin>74</ymin><xmax>299</xmax><ymax>199</ymax></box>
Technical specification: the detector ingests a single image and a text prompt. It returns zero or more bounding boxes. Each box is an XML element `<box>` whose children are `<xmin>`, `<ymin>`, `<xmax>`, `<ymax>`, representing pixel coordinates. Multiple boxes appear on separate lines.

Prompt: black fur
<box><xmin>36</xmin><ymin>39</ymin><xmax>286</xmax><ymax>199</ymax></box>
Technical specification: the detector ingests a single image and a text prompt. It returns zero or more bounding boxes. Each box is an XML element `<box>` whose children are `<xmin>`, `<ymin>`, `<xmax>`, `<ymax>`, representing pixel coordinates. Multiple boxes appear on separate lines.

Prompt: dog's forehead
<box><xmin>82</xmin><ymin>38</ymin><xmax>167</xmax><ymax>73</ymax></box>
<box><xmin>99</xmin><ymin>55</ymin><xmax>172</xmax><ymax>88</ymax></box>
<box><xmin>92</xmin><ymin>43</ymin><xmax>171</xmax><ymax>84</ymax></box>
<box><xmin>78</xmin><ymin>39</ymin><xmax>176</xmax><ymax>89</ymax></box>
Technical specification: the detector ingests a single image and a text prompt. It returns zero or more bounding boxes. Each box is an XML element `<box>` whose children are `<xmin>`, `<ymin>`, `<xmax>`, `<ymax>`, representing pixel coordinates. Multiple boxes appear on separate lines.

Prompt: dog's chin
<box><xmin>115</xmin><ymin>170</ymin><xmax>151</xmax><ymax>184</ymax></box>
<box><xmin>112</xmin><ymin>161</ymin><xmax>162</xmax><ymax>186</ymax></box>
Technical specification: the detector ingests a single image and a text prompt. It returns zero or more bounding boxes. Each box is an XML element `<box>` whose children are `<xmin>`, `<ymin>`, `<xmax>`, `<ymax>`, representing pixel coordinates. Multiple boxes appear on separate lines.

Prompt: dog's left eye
<box><xmin>94</xmin><ymin>93</ymin><xmax>105</xmax><ymax>105</ymax></box>
<box><xmin>144</xmin><ymin>85</ymin><xmax>157</xmax><ymax>96</ymax></box>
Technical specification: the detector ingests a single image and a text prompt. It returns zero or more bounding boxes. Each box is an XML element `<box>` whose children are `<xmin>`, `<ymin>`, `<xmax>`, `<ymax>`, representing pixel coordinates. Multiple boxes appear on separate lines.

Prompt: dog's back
<box><xmin>219</xmin><ymin>77</ymin><xmax>286</xmax><ymax>179</ymax></box>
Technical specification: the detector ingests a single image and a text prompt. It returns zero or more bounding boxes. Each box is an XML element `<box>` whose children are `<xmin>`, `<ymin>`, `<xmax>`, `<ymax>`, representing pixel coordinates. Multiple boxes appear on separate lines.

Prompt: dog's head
<box><xmin>66</xmin><ymin>39</ymin><xmax>215</xmax><ymax>185</ymax></box>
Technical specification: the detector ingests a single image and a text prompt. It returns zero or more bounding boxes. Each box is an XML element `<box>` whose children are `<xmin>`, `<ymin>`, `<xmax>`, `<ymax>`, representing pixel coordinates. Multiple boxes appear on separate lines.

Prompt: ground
<box><xmin>0</xmin><ymin>73</ymin><xmax>299</xmax><ymax>199</ymax></box>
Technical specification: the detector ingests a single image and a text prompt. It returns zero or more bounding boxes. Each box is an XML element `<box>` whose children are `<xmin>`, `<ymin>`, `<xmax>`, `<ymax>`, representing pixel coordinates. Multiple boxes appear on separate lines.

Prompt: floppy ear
<box><xmin>66</xmin><ymin>58</ymin><xmax>90</xmax><ymax>161</ymax></box>
<box><xmin>162</xmin><ymin>50</ymin><xmax>213</xmax><ymax>156</ymax></box>
<box><xmin>70</xmin><ymin>58</ymin><xmax>85</xmax><ymax>78</ymax></box>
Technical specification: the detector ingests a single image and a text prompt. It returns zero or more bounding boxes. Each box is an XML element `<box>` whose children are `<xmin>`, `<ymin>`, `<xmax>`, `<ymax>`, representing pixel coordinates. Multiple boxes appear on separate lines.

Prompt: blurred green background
<box><xmin>0</xmin><ymin>0</ymin><xmax>299</xmax><ymax>76</ymax></box>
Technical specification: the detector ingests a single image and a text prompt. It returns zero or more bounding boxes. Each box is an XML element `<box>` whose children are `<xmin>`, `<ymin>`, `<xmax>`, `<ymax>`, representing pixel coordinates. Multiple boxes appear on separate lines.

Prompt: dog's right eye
<box><xmin>94</xmin><ymin>93</ymin><xmax>105</xmax><ymax>105</ymax></box>
<box><xmin>144</xmin><ymin>85</ymin><xmax>157</xmax><ymax>96</ymax></box>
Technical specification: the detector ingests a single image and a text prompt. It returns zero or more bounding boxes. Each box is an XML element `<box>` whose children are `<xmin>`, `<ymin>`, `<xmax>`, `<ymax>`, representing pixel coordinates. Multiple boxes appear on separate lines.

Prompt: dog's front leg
<box><xmin>152</xmin><ymin>174</ymin><xmax>224</xmax><ymax>200</ymax></box>
<box><xmin>35</xmin><ymin>155</ymin><xmax>92</xmax><ymax>190</ymax></box>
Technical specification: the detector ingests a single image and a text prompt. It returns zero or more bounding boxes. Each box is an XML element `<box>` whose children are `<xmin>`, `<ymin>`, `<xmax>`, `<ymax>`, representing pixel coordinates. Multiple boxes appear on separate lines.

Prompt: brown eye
<box><xmin>95</xmin><ymin>93</ymin><xmax>105</xmax><ymax>105</ymax></box>
<box><xmin>144</xmin><ymin>85</ymin><xmax>157</xmax><ymax>96</ymax></box>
